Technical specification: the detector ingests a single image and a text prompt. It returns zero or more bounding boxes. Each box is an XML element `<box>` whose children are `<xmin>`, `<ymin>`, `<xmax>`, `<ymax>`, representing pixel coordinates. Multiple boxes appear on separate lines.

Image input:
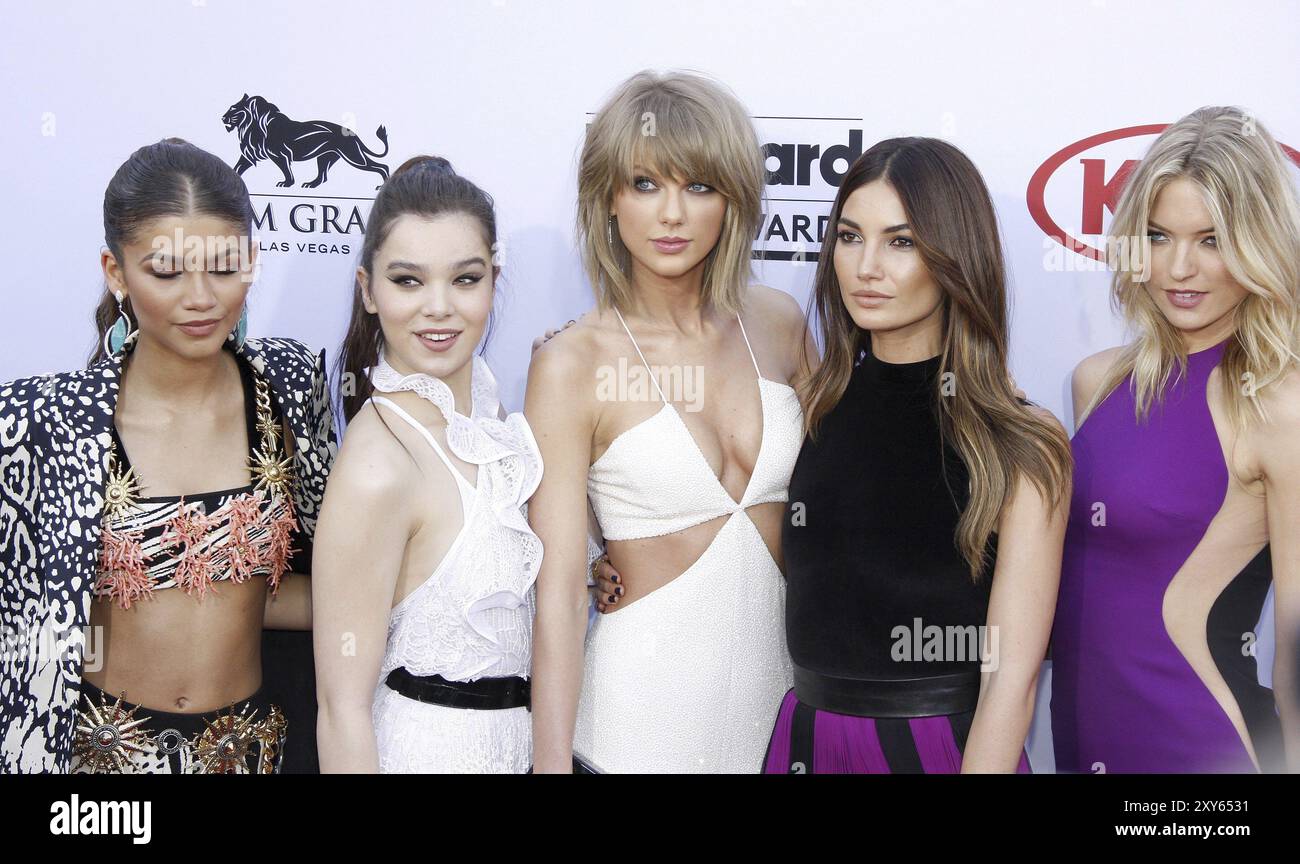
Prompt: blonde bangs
<box><xmin>615</xmin><ymin>91</ymin><xmax>752</xmax><ymax>204</ymax></box>
<box><xmin>576</xmin><ymin>70</ymin><xmax>764</xmax><ymax>315</ymax></box>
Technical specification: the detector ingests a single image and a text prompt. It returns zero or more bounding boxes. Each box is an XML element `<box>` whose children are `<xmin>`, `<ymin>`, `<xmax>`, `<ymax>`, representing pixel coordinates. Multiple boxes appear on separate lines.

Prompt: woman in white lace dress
<box><xmin>312</xmin><ymin>156</ymin><xmax>543</xmax><ymax>773</ymax></box>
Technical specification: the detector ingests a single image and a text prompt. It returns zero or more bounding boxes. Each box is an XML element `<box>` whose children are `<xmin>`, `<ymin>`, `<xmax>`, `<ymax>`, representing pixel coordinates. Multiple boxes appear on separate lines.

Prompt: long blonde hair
<box><xmin>1083</xmin><ymin>106</ymin><xmax>1300</xmax><ymax>430</ymax></box>
<box><xmin>576</xmin><ymin>69</ymin><xmax>764</xmax><ymax>316</ymax></box>
<box><xmin>803</xmin><ymin>138</ymin><xmax>1072</xmax><ymax>581</ymax></box>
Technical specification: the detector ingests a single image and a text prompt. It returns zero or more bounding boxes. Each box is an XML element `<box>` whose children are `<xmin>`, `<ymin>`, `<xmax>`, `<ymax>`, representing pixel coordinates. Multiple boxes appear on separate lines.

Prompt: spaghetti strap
<box><xmin>612</xmin><ymin>307</ymin><xmax>669</xmax><ymax>404</ymax></box>
<box><xmin>736</xmin><ymin>312</ymin><xmax>762</xmax><ymax>379</ymax></box>
<box><xmin>370</xmin><ymin>395</ymin><xmax>477</xmax><ymax>497</ymax></box>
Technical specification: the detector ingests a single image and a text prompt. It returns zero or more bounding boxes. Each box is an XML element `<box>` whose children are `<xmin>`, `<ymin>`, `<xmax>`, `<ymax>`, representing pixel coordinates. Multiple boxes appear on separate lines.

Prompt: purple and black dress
<box><xmin>1051</xmin><ymin>340</ymin><xmax>1283</xmax><ymax>773</ymax></box>
<box><xmin>763</xmin><ymin>344</ymin><xmax>1030</xmax><ymax>774</ymax></box>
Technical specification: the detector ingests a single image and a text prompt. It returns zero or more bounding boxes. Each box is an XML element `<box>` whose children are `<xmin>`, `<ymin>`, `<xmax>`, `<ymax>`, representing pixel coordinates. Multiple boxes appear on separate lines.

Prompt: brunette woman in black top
<box><xmin>761</xmin><ymin>138</ymin><xmax>1072</xmax><ymax>773</ymax></box>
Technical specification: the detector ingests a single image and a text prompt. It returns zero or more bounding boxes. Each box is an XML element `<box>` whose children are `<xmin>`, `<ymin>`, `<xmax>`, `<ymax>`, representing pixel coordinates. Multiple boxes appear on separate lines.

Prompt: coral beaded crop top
<box><xmin>95</xmin><ymin>355</ymin><xmax>298</xmax><ymax>609</ymax></box>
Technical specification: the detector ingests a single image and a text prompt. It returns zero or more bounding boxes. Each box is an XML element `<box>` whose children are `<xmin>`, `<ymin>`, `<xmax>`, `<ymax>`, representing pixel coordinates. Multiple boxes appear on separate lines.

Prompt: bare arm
<box><xmin>751</xmin><ymin>284</ymin><xmax>819</xmax><ymax>393</ymax></box>
<box><xmin>789</xmin><ymin>298</ymin><xmax>820</xmax><ymax>394</ymax></box>
<box><xmin>264</xmin><ymin>572</ymin><xmax>311</xmax><ymax>630</ymax></box>
<box><xmin>1257</xmin><ymin>378</ymin><xmax>1300</xmax><ymax>771</ymax></box>
<box><xmin>526</xmin><ymin>337</ymin><xmax>597</xmax><ymax>773</ymax></box>
<box><xmin>961</xmin><ymin>420</ymin><xmax>1070</xmax><ymax>773</ymax></box>
<box><xmin>311</xmin><ymin>420</ymin><xmax>413</xmax><ymax>774</ymax></box>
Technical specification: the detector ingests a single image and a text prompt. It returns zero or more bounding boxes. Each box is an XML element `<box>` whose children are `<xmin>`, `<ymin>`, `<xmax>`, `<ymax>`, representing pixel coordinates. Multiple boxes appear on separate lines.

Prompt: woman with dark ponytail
<box><xmin>0</xmin><ymin>138</ymin><xmax>336</xmax><ymax>773</ymax></box>
<box><xmin>312</xmin><ymin>155</ymin><xmax>542</xmax><ymax>773</ymax></box>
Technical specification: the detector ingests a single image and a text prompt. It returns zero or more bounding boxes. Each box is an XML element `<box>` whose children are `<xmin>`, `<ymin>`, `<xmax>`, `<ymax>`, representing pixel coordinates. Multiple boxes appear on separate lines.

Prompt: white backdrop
<box><xmin>3</xmin><ymin>0</ymin><xmax>1298</xmax><ymax>772</ymax></box>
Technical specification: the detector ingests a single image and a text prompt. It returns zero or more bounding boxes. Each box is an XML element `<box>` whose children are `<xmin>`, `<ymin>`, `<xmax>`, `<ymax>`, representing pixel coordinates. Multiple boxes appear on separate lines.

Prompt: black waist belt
<box><xmin>793</xmin><ymin>665</ymin><xmax>980</xmax><ymax>718</ymax></box>
<box><xmin>385</xmin><ymin>667</ymin><xmax>531</xmax><ymax>711</ymax></box>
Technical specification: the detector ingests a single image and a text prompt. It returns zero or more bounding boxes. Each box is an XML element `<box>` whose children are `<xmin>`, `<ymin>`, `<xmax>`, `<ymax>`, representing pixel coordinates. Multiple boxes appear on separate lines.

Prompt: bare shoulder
<box><xmin>1071</xmin><ymin>345</ymin><xmax>1127</xmax><ymax>417</ymax></box>
<box><xmin>529</xmin><ymin>309</ymin><xmax>603</xmax><ymax>379</ymax></box>
<box><xmin>329</xmin><ymin>403</ymin><xmax>417</xmax><ymax>505</ymax></box>
<box><xmin>1072</xmin><ymin>345</ymin><xmax>1126</xmax><ymax>394</ymax></box>
<box><xmin>525</xmin><ymin>308</ymin><xmax>610</xmax><ymax>416</ymax></box>
<box><xmin>743</xmin><ymin>285</ymin><xmax>809</xmax><ymax>380</ymax></box>
<box><xmin>1253</xmin><ymin>366</ymin><xmax>1300</xmax><ymax>457</ymax></box>
<box><xmin>744</xmin><ymin>284</ymin><xmax>805</xmax><ymax>333</ymax></box>
<box><xmin>1259</xmin><ymin>366</ymin><xmax>1300</xmax><ymax>419</ymax></box>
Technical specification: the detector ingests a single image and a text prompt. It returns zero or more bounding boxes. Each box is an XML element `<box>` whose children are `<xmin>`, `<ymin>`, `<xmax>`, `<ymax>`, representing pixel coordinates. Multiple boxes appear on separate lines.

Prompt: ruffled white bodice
<box><xmin>368</xmin><ymin>353</ymin><xmax>544</xmax><ymax>683</ymax></box>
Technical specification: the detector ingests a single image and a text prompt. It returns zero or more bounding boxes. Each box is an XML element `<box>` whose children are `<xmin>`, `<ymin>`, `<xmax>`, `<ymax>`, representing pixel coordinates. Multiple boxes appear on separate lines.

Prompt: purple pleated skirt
<box><xmin>762</xmin><ymin>688</ymin><xmax>1031</xmax><ymax>774</ymax></box>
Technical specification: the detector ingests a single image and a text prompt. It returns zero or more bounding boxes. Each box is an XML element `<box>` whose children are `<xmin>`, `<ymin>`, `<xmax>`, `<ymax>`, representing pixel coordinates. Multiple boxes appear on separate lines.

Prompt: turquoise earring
<box><xmin>104</xmin><ymin>290</ymin><xmax>136</xmax><ymax>356</ymax></box>
<box><xmin>229</xmin><ymin>306</ymin><xmax>248</xmax><ymax>349</ymax></box>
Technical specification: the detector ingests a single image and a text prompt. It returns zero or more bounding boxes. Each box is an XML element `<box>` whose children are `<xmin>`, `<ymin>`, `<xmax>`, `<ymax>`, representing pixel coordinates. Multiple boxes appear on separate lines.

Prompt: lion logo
<box><xmin>221</xmin><ymin>94</ymin><xmax>390</xmax><ymax>189</ymax></box>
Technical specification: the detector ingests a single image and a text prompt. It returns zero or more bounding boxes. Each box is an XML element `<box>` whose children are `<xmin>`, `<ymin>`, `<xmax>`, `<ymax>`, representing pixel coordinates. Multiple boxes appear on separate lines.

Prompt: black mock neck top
<box><xmin>782</xmin><ymin>344</ymin><xmax>995</xmax><ymax>680</ymax></box>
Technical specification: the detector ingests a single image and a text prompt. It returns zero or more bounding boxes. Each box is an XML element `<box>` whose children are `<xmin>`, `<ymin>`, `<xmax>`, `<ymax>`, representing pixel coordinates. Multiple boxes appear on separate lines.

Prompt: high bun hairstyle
<box><xmin>336</xmin><ymin>155</ymin><xmax>499</xmax><ymax>422</ymax></box>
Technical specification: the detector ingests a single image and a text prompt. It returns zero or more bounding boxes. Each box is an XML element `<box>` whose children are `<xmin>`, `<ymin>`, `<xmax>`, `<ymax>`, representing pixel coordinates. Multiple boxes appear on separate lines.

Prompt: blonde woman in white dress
<box><xmin>313</xmin><ymin>156</ymin><xmax>542</xmax><ymax>773</ymax></box>
<box><xmin>528</xmin><ymin>70</ymin><xmax>813</xmax><ymax>773</ymax></box>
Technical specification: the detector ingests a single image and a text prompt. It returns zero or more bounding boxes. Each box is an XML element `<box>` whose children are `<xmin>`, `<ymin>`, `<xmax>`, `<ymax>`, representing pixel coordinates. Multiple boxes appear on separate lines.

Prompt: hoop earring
<box><xmin>104</xmin><ymin>290</ymin><xmax>137</xmax><ymax>356</ymax></box>
<box><xmin>228</xmin><ymin>306</ymin><xmax>248</xmax><ymax>350</ymax></box>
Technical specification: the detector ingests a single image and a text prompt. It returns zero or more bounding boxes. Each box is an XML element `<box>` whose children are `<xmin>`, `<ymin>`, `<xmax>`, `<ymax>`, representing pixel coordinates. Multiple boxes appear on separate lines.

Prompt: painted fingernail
<box><xmin>611</xmin><ymin>573</ymin><xmax>620</xmax><ymax>583</ymax></box>
<box><xmin>615</xmin><ymin>586</ymin><xmax>623</xmax><ymax>596</ymax></box>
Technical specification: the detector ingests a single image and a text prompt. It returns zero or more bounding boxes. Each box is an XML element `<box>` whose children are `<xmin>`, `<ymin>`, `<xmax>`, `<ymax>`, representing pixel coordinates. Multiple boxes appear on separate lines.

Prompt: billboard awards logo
<box><xmin>755</xmin><ymin>117</ymin><xmax>863</xmax><ymax>264</ymax></box>
<box><xmin>1028</xmin><ymin>123</ymin><xmax>1300</xmax><ymax>269</ymax></box>
<box><xmin>222</xmin><ymin>93</ymin><xmax>393</xmax><ymax>257</ymax></box>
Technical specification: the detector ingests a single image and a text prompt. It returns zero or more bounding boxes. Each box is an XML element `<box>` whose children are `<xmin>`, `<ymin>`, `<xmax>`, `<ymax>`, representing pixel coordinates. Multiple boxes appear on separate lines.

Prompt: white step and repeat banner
<box><xmin>3</xmin><ymin>0</ymin><xmax>1297</xmax><ymax>771</ymax></box>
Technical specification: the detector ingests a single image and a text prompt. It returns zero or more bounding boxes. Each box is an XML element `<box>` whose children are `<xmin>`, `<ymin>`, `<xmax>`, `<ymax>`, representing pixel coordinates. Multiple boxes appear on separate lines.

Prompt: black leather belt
<box><xmin>385</xmin><ymin>667</ymin><xmax>531</xmax><ymax>711</ymax></box>
<box><xmin>793</xmin><ymin>665</ymin><xmax>980</xmax><ymax>718</ymax></box>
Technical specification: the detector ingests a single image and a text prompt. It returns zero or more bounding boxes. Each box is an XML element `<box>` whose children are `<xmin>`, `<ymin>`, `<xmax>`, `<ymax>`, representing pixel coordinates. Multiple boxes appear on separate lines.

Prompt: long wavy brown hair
<box><xmin>802</xmin><ymin>137</ymin><xmax>1072</xmax><ymax>580</ymax></box>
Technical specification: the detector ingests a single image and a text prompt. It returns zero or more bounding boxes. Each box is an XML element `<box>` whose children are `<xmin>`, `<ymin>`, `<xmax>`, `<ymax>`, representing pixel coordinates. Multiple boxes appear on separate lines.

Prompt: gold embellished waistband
<box><xmin>72</xmin><ymin>682</ymin><xmax>287</xmax><ymax>774</ymax></box>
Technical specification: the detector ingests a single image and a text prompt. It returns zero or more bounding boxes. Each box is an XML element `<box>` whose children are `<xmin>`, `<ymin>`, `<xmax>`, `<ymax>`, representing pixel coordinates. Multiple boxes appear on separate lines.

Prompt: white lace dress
<box><xmin>367</xmin><ymin>354</ymin><xmax>543</xmax><ymax>773</ymax></box>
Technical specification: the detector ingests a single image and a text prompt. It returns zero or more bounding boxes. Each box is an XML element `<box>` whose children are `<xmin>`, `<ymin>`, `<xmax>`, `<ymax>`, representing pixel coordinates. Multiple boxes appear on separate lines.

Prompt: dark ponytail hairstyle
<box><xmin>336</xmin><ymin>155</ymin><xmax>498</xmax><ymax>423</ymax></box>
<box><xmin>90</xmin><ymin>137</ymin><xmax>255</xmax><ymax>365</ymax></box>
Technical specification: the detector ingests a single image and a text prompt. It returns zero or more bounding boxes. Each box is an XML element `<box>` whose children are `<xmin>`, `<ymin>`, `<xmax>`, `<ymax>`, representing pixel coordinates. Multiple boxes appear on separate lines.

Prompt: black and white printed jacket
<box><xmin>0</xmin><ymin>336</ymin><xmax>337</xmax><ymax>773</ymax></box>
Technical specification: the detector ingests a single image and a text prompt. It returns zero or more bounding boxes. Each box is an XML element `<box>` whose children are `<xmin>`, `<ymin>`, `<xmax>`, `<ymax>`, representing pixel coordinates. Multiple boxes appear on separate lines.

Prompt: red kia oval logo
<box><xmin>1028</xmin><ymin>125</ymin><xmax>1300</xmax><ymax>262</ymax></box>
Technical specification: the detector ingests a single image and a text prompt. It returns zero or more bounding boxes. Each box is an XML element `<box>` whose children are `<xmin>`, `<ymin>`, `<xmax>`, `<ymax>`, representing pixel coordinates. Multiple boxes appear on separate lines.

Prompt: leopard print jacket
<box><xmin>0</xmin><ymin>336</ymin><xmax>337</xmax><ymax>772</ymax></box>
